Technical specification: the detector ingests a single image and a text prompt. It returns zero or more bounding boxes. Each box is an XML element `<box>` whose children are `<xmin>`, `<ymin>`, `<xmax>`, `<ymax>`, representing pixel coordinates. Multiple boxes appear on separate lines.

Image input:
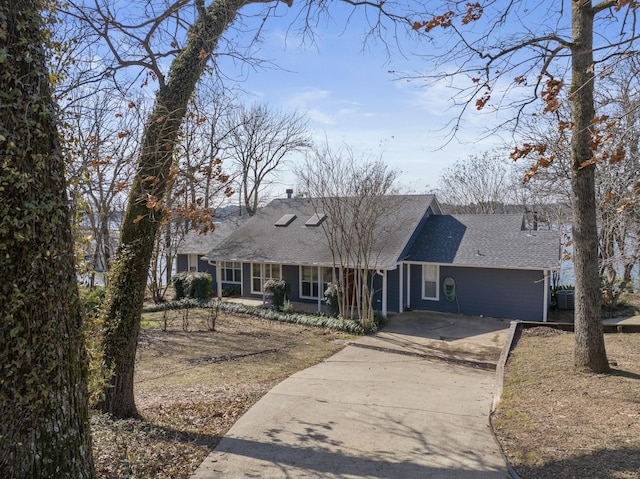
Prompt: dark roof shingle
<box><xmin>407</xmin><ymin>214</ymin><xmax>560</xmax><ymax>269</ymax></box>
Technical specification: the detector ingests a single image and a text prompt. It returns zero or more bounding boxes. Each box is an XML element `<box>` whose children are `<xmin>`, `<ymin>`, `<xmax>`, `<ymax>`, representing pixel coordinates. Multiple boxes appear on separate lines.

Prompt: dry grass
<box><xmin>492</xmin><ymin>327</ymin><xmax>640</xmax><ymax>479</ymax></box>
<box><xmin>92</xmin><ymin>309</ymin><xmax>355</xmax><ymax>479</ymax></box>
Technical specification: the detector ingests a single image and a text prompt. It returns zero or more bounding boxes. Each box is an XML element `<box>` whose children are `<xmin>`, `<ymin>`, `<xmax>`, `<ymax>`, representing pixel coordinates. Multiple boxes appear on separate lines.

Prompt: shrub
<box><xmin>324</xmin><ymin>282</ymin><xmax>340</xmax><ymax>317</ymax></box>
<box><xmin>81</xmin><ymin>286</ymin><xmax>107</xmax><ymax>315</ymax></box>
<box><xmin>282</xmin><ymin>299</ymin><xmax>294</xmax><ymax>314</ymax></box>
<box><xmin>172</xmin><ymin>272</ymin><xmax>212</xmax><ymax>301</ymax></box>
<box><xmin>264</xmin><ymin>278</ymin><xmax>289</xmax><ymax>310</ymax></box>
<box><xmin>222</xmin><ymin>284</ymin><xmax>241</xmax><ymax>297</ymax></box>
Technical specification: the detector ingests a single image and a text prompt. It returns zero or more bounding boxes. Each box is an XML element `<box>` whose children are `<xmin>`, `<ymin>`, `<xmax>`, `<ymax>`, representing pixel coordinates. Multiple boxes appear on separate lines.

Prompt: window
<box><xmin>274</xmin><ymin>214</ymin><xmax>296</xmax><ymax>227</ymax></box>
<box><xmin>422</xmin><ymin>265</ymin><xmax>439</xmax><ymax>300</ymax></box>
<box><xmin>221</xmin><ymin>261</ymin><xmax>242</xmax><ymax>283</ymax></box>
<box><xmin>187</xmin><ymin>254</ymin><xmax>198</xmax><ymax>272</ymax></box>
<box><xmin>305</xmin><ymin>213</ymin><xmax>326</xmax><ymax>226</ymax></box>
<box><xmin>251</xmin><ymin>263</ymin><xmax>282</xmax><ymax>293</ymax></box>
<box><xmin>300</xmin><ymin>266</ymin><xmax>334</xmax><ymax>299</ymax></box>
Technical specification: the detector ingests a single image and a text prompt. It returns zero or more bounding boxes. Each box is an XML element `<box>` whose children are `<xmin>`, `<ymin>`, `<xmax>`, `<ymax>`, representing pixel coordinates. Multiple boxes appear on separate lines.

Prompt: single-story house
<box><xmin>198</xmin><ymin>194</ymin><xmax>560</xmax><ymax>321</ymax></box>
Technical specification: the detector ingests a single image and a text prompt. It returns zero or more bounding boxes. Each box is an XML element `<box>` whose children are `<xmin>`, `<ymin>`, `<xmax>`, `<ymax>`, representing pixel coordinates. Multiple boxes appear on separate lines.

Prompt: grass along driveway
<box><xmin>492</xmin><ymin>327</ymin><xmax>640</xmax><ymax>479</ymax></box>
<box><xmin>92</xmin><ymin>308</ymin><xmax>355</xmax><ymax>479</ymax></box>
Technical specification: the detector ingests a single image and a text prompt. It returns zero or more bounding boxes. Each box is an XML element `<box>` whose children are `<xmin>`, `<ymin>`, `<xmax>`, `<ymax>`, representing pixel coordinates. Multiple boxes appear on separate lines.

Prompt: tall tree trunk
<box><xmin>0</xmin><ymin>0</ymin><xmax>95</xmax><ymax>476</ymax></box>
<box><xmin>570</xmin><ymin>1</ymin><xmax>609</xmax><ymax>372</ymax></box>
<box><xmin>99</xmin><ymin>0</ymin><xmax>289</xmax><ymax>417</ymax></box>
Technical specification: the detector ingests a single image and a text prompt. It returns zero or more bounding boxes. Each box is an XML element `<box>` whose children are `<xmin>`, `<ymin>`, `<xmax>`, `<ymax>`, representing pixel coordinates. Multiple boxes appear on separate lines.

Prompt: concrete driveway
<box><xmin>191</xmin><ymin>312</ymin><xmax>512</xmax><ymax>479</ymax></box>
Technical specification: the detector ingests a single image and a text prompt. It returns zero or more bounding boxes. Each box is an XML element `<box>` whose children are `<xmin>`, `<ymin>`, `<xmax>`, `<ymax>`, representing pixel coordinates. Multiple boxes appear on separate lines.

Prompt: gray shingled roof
<box><xmin>407</xmin><ymin>214</ymin><xmax>560</xmax><ymax>270</ymax></box>
<box><xmin>177</xmin><ymin>218</ymin><xmax>248</xmax><ymax>255</ymax></box>
<box><xmin>204</xmin><ymin>195</ymin><xmax>439</xmax><ymax>269</ymax></box>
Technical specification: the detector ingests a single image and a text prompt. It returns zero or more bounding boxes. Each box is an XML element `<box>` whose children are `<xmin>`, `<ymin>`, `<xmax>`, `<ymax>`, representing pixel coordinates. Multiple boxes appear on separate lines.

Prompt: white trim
<box><xmin>216</xmin><ymin>261</ymin><xmax>222</xmax><ymax>298</ymax></box>
<box><xmin>422</xmin><ymin>264</ymin><xmax>440</xmax><ymax>301</ymax></box>
<box><xmin>407</xmin><ymin>265</ymin><xmax>411</xmax><ymax>309</ymax></box>
<box><xmin>403</xmin><ymin>260</ymin><xmax>559</xmax><ymax>273</ymax></box>
<box><xmin>317</xmin><ymin>266</ymin><xmax>322</xmax><ymax>313</ymax></box>
<box><xmin>399</xmin><ymin>263</ymin><xmax>404</xmax><ymax>313</ymax></box>
<box><xmin>543</xmin><ymin>270</ymin><xmax>549</xmax><ymax>322</ymax></box>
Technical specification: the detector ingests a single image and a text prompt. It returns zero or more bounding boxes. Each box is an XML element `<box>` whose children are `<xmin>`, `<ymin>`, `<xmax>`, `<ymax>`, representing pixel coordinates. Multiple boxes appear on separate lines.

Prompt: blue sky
<box><xmin>215</xmin><ymin>5</ymin><xmax>505</xmax><ymax>195</ymax></box>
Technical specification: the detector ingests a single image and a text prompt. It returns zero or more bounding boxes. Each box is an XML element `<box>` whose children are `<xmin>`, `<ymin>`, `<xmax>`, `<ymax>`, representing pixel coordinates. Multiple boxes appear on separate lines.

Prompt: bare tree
<box><xmin>149</xmin><ymin>87</ymin><xmax>236</xmax><ymax>302</ymax></box>
<box><xmin>62</xmin><ymin>0</ymin><xmax>434</xmax><ymax>417</ymax></box>
<box><xmin>514</xmin><ymin>57</ymin><xmax>640</xmax><ymax>307</ymax></box>
<box><xmin>595</xmin><ymin>56</ymin><xmax>640</xmax><ymax>307</ymax></box>
<box><xmin>82</xmin><ymin>0</ymin><xmax>301</xmax><ymax>418</ymax></box>
<box><xmin>296</xmin><ymin>144</ymin><xmax>400</xmax><ymax>329</ymax></box>
<box><xmin>64</xmin><ymin>88</ymin><xmax>144</xmax><ymax>284</ymax></box>
<box><xmin>436</xmin><ymin>151</ymin><xmax>520</xmax><ymax>213</ymax></box>
<box><xmin>410</xmin><ymin>0</ymin><xmax>640</xmax><ymax>372</ymax></box>
<box><xmin>0</xmin><ymin>0</ymin><xmax>94</xmax><ymax>475</ymax></box>
<box><xmin>225</xmin><ymin>103</ymin><xmax>312</xmax><ymax>215</ymax></box>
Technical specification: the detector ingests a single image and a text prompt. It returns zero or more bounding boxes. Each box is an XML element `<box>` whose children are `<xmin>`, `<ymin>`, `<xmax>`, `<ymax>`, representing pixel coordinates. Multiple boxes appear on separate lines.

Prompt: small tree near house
<box><xmin>264</xmin><ymin>278</ymin><xmax>289</xmax><ymax>310</ymax></box>
<box><xmin>296</xmin><ymin>143</ymin><xmax>401</xmax><ymax>330</ymax></box>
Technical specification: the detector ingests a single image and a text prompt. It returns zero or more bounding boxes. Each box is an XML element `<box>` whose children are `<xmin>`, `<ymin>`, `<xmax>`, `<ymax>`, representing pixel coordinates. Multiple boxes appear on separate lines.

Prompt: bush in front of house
<box><xmin>222</xmin><ymin>284</ymin><xmax>241</xmax><ymax>297</ymax></box>
<box><xmin>264</xmin><ymin>278</ymin><xmax>289</xmax><ymax>310</ymax></box>
<box><xmin>172</xmin><ymin>272</ymin><xmax>212</xmax><ymax>301</ymax></box>
<box><xmin>324</xmin><ymin>282</ymin><xmax>340</xmax><ymax>317</ymax></box>
<box><xmin>221</xmin><ymin>301</ymin><xmax>368</xmax><ymax>334</ymax></box>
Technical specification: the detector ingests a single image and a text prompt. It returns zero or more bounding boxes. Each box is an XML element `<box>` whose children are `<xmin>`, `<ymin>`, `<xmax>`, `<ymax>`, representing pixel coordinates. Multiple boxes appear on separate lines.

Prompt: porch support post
<box><xmin>317</xmin><ymin>265</ymin><xmax>322</xmax><ymax>313</ymax></box>
<box><xmin>543</xmin><ymin>269</ymin><xmax>549</xmax><ymax>322</ymax></box>
<box><xmin>261</xmin><ymin>264</ymin><xmax>266</xmax><ymax>308</ymax></box>
<box><xmin>215</xmin><ymin>261</ymin><xmax>222</xmax><ymax>299</ymax></box>
<box><xmin>382</xmin><ymin>269</ymin><xmax>388</xmax><ymax>317</ymax></box>
<box><xmin>399</xmin><ymin>263</ymin><xmax>404</xmax><ymax>313</ymax></box>
<box><xmin>406</xmin><ymin>264</ymin><xmax>411</xmax><ymax>309</ymax></box>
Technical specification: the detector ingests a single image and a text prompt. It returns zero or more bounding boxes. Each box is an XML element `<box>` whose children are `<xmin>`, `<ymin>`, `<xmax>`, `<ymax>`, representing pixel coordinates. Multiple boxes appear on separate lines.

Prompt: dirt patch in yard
<box><xmin>92</xmin><ymin>309</ymin><xmax>355</xmax><ymax>479</ymax></box>
<box><xmin>492</xmin><ymin>327</ymin><xmax>640</xmax><ymax>479</ymax></box>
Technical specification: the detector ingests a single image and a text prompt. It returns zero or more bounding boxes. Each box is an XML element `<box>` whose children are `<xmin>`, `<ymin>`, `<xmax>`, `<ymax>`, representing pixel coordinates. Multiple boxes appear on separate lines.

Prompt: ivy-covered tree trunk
<box><xmin>570</xmin><ymin>1</ymin><xmax>609</xmax><ymax>372</ymax></box>
<box><xmin>99</xmin><ymin>0</ymin><xmax>289</xmax><ymax>418</ymax></box>
<box><xmin>0</xmin><ymin>0</ymin><xmax>95</xmax><ymax>476</ymax></box>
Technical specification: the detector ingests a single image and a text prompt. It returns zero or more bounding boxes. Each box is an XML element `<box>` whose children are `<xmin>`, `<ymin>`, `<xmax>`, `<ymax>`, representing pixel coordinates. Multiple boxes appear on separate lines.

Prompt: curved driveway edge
<box><xmin>192</xmin><ymin>312</ymin><xmax>511</xmax><ymax>479</ymax></box>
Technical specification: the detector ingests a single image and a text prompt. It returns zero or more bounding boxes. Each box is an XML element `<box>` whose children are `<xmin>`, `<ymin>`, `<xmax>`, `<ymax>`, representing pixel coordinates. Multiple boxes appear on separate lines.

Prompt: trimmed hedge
<box><xmin>172</xmin><ymin>272</ymin><xmax>212</xmax><ymax>300</ymax></box>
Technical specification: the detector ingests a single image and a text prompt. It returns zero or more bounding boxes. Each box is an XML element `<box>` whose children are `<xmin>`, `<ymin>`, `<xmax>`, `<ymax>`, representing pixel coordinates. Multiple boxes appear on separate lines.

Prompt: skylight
<box><xmin>305</xmin><ymin>213</ymin><xmax>326</xmax><ymax>227</ymax></box>
<box><xmin>274</xmin><ymin>214</ymin><xmax>296</xmax><ymax>227</ymax></box>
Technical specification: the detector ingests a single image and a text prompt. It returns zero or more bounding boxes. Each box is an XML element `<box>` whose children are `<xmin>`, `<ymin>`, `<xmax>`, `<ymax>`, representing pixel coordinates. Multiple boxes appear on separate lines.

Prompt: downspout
<box><xmin>543</xmin><ymin>269</ymin><xmax>549</xmax><ymax>322</ymax></box>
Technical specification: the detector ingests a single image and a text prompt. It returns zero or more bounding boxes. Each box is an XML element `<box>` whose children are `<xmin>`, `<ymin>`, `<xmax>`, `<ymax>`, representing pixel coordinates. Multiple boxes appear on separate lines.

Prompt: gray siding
<box><xmin>407</xmin><ymin>264</ymin><xmax>546</xmax><ymax>321</ymax></box>
<box><xmin>176</xmin><ymin>254</ymin><xmax>188</xmax><ymax>273</ymax></box>
<box><xmin>283</xmin><ymin>265</ymin><xmax>300</xmax><ymax>300</ymax></box>
<box><xmin>241</xmin><ymin>263</ymin><xmax>251</xmax><ymax>296</ymax></box>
